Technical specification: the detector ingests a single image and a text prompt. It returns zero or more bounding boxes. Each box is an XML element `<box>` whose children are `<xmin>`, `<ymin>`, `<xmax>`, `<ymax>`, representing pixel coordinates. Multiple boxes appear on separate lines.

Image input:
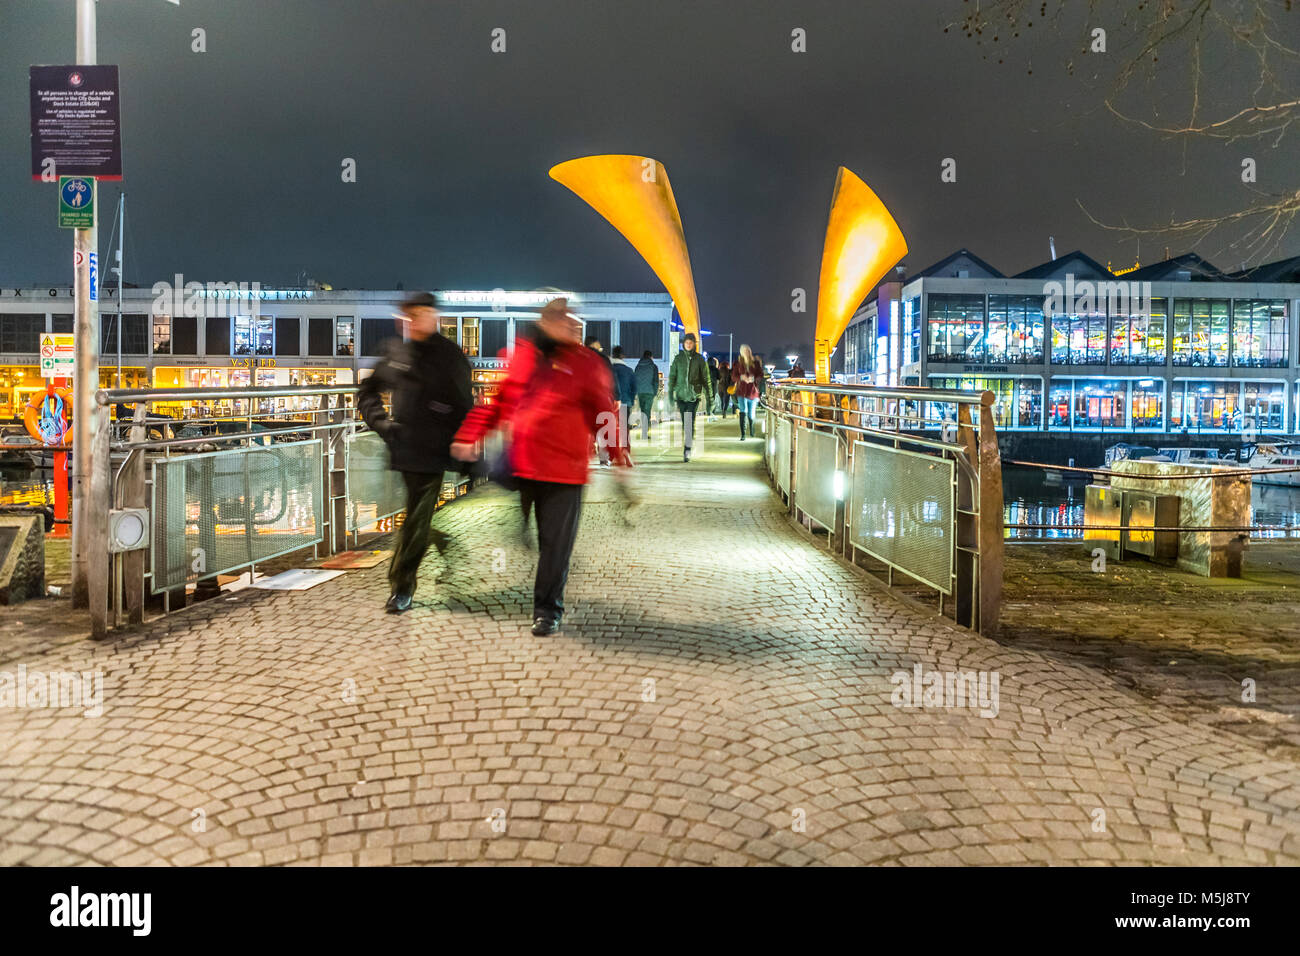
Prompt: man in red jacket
<box><xmin>450</xmin><ymin>297</ymin><xmax>615</xmax><ymax>636</ymax></box>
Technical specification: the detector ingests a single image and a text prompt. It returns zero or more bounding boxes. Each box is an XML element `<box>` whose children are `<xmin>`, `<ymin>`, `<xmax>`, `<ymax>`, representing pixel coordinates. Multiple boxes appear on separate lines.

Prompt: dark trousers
<box><xmin>636</xmin><ymin>393</ymin><xmax>655</xmax><ymax>437</ymax></box>
<box><xmin>390</xmin><ymin>471</ymin><xmax>444</xmax><ymax>595</ymax></box>
<box><xmin>519</xmin><ymin>479</ymin><xmax>584</xmax><ymax>619</ymax></box>
<box><xmin>676</xmin><ymin>398</ymin><xmax>699</xmax><ymax>448</ymax></box>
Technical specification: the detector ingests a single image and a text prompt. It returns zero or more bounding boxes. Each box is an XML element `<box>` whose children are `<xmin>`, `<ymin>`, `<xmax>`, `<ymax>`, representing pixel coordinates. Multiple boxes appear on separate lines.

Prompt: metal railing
<box><xmin>763</xmin><ymin>382</ymin><xmax>1004</xmax><ymax>636</ymax></box>
<box><xmin>85</xmin><ymin>385</ymin><xmax>475</xmax><ymax>639</ymax></box>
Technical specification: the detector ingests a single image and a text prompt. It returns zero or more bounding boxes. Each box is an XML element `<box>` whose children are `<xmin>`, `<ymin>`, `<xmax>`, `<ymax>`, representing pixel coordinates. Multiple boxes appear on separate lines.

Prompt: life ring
<box><xmin>24</xmin><ymin>387</ymin><xmax>73</xmax><ymax>447</ymax></box>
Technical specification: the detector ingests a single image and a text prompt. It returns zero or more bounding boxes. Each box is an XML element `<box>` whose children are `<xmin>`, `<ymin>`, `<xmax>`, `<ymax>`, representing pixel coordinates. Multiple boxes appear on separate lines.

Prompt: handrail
<box><xmin>769</xmin><ymin>381</ymin><xmax>995</xmax><ymax>406</ymax></box>
<box><xmin>764</xmin><ymin>379</ymin><xmax>1003</xmax><ymax>636</ymax></box>
<box><xmin>97</xmin><ymin>384</ymin><xmax>357</xmax><ymax>405</ymax></box>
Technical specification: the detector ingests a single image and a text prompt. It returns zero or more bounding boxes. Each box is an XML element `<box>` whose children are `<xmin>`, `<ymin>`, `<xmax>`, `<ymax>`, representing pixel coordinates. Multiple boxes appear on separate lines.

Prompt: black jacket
<box><xmin>357</xmin><ymin>334</ymin><xmax>473</xmax><ymax>474</ymax></box>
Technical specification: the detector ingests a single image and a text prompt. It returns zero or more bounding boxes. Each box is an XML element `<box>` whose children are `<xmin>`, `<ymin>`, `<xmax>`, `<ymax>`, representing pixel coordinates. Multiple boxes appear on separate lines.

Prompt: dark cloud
<box><xmin>3</xmin><ymin>0</ymin><xmax>1293</xmax><ymax>356</ymax></box>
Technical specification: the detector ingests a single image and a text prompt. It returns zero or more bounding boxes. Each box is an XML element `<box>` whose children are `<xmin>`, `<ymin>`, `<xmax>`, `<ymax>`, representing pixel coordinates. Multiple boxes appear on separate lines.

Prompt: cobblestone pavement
<box><xmin>2</xmin><ymin>417</ymin><xmax>1299</xmax><ymax>865</ymax></box>
<box><xmin>1001</xmin><ymin>542</ymin><xmax>1300</xmax><ymax>758</ymax></box>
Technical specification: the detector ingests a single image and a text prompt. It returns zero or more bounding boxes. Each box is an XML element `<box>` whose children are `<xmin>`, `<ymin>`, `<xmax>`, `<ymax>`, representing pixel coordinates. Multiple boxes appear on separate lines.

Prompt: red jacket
<box><xmin>732</xmin><ymin>357</ymin><xmax>764</xmax><ymax>400</ymax></box>
<box><xmin>455</xmin><ymin>337</ymin><xmax>615</xmax><ymax>485</ymax></box>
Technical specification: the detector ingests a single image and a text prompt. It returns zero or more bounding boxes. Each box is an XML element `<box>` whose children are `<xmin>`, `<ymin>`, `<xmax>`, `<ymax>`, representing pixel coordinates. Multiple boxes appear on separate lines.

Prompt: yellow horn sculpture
<box><xmin>814</xmin><ymin>167</ymin><xmax>908</xmax><ymax>383</ymax></box>
<box><xmin>549</xmin><ymin>155</ymin><xmax>701</xmax><ymax>339</ymax></box>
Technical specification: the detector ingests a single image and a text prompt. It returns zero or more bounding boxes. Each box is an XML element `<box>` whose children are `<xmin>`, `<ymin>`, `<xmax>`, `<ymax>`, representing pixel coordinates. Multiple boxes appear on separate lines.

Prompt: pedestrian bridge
<box><xmin>1</xmin><ymin>389</ymin><xmax>1298</xmax><ymax>865</ymax></box>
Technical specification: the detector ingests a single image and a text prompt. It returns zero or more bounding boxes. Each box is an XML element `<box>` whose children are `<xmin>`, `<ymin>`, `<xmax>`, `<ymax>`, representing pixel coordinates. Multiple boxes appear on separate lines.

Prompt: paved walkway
<box><xmin>1</xmin><ymin>418</ymin><xmax>1299</xmax><ymax>865</ymax></box>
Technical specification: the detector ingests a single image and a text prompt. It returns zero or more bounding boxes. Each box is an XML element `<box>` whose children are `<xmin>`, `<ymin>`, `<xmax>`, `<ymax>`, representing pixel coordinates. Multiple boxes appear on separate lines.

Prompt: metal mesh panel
<box><xmin>849</xmin><ymin>441</ymin><xmax>954</xmax><ymax>594</ymax></box>
<box><xmin>774</xmin><ymin>416</ymin><xmax>792</xmax><ymax>493</ymax></box>
<box><xmin>345</xmin><ymin>431</ymin><xmax>405</xmax><ymax>532</ymax></box>
<box><xmin>151</xmin><ymin>439</ymin><xmax>323</xmax><ymax>593</ymax></box>
<box><xmin>795</xmin><ymin>428</ymin><xmax>838</xmax><ymax>528</ymax></box>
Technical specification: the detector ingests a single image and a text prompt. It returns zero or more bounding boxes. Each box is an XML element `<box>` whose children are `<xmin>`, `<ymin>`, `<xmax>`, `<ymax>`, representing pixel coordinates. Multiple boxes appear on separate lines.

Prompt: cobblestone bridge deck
<box><xmin>1</xmin><ymin>419</ymin><xmax>1298</xmax><ymax>865</ymax></box>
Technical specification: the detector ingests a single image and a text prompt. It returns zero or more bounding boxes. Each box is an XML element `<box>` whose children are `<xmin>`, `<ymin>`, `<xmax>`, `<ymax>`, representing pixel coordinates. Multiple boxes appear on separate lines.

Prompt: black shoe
<box><xmin>683</xmin><ymin>449</ymin><xmax>691</xmax><ymax>462</ymax></box>
<box><xmin>531</xmin><ymin>615</ymin><xmax>560</xmax><ymax>636</ymax></box>
<box><xmin>385</xmin><ymin>592</ymin><xmax>413</xmax><ymax>614</ymax></box>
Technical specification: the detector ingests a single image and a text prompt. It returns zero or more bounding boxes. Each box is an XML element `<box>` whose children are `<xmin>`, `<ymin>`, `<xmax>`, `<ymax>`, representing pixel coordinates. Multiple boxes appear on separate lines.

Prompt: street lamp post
<box><xmin>70</xmin><ymin>0</ymin><xmax>106</xmax><ymax>616</ymax></box>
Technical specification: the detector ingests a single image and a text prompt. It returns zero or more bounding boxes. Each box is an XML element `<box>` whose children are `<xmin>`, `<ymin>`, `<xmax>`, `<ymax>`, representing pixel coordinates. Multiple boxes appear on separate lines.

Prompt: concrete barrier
<box><xmin>1110</xmin><ymin>460</ymin><xmax>1250</xmax><ymax>577</ymax></box>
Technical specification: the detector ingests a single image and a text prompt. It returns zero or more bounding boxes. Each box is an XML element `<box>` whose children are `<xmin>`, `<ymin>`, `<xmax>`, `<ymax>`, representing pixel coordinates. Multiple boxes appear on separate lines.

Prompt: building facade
<box><xmin>839</xmin><ymin>249</ymin><xmax>1300</xmax><ymax>437</ymax></box>
<box><xmin>0</xmin><ymin>286</ymin><xmax>672</xmax><ymax>420</ymax></box>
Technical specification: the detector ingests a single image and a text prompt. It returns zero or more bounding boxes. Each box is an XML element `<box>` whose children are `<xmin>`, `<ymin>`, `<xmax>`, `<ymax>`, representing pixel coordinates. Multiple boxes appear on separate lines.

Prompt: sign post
<box><xmin>28</xmin><ymin>2</ymin><xmax>120</xmax><ymax>618</ymax></box>
<box><xmin>58</xmin><ymin>176</ymin><xmax>95</xmax><ymax>228</ymax></box>
<box><xmin>28</xmin><ymin>7</ymin><xmax>114</xmax><ymax>616</ymax></box>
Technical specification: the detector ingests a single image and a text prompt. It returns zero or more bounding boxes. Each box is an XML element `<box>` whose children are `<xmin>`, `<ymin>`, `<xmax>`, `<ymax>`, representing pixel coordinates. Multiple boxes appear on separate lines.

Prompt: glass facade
<box><xmin>927</xmin><ymin>294</ymin><xmax>985</xmax><ymax>362</ymax></box>
<box><xmin>1109</xmin><ymin>297</ymin><xmax>1167</xmax><ymax>365</ymax></box>
<box><xmin>0</xmin><ymin>314</ymin><xmax>46</xmax><ymax>353</ymax></box>
<box><xmin>1050</xmin><ymin>310</ymin><xmax>1107</xmax><ymax>364</ymax></box>
<box><xmin>1164</xmin><ymin>380</ymin><xmax>1285</xmax><ymax>433</ymax></box>
<box><xmin>927</xmin><ymin>376</ymin><xmax>1042</xmax><ymax>429</ymax></box>
<box><xmin>839</xmin><ymin>279</ymin><xmax>1296</xmax><ymax>434</ymax></box>
<box><xmin>1232</xmin><ymin>299</ymin><xmax>1288</xmax><ymax>367</ymax></box>
<box><xmin>1172</xmin><ymin>298</ymin><xmax>1230</xmax><ymax>367</ymax></box>
<box><xmin>1046</xmin><ymin>378</ymin><xmax>1166</xmax><ymax>431</ymax></box>
<box><xmin>153</xmin><ymin>313</ymin><xmax>170</xmax><ymax>354</ymax></box>
<box><xmin>1172</xmin><ymin>379</ymin><xmax>1239</xmax><ymax>430</ymax></box>
<box><xmin>986</xmin><ymin>295</ymin><xmax>1044</xmax><ymax>363</ymax></box>
<box><xmin>904</xmin><ymin>297</ymin><xmax>921</xmax><ymax>365</ymax></box>
<box><xmin>1131</xmin><ymin>380</ymin><xmax>1165</xmax><ymax>430</ymax></box>
<box><xmin>233</xmin><ymin>315</ymin><xmax>253</xmax><ymax>355</ymax></box>
<box><xmin>336</xmin><ymin>316</ymin><xmax>355</xmax><ymax>356</ymax></box>
<box><xmin>617</xmin><ymin>320</ymin><xmax>664</xmax><ymax>360</ymax></box>
<box><xmin>1242</xmin><ymin>381</ymin><xmax>1286</xmax><ymax>431</ymax></box>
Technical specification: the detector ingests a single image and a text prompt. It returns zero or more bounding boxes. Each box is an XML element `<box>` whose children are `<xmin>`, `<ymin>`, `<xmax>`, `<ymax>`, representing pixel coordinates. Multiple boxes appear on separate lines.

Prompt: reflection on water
<box><xmin>0</xmin><ymin>471</ymin><xmax>53</xmax><ymax>507</ymax></box>
<box><xmin>1004</xmin><ymin>467</ymin><xmax>1300</xmax><ymax>539</ymax></box>
<box><xmin>1004</xmin><ymin>469</ymin><xmax>1086</xmax><ymax>539</ymax></box>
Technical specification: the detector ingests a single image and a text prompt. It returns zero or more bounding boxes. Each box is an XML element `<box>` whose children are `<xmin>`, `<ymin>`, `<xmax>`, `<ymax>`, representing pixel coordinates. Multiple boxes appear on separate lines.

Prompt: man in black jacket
<box><xmin>358</xmin><ymin>292</ymin><xmax>473</xmax><ymax>613</ymax></box>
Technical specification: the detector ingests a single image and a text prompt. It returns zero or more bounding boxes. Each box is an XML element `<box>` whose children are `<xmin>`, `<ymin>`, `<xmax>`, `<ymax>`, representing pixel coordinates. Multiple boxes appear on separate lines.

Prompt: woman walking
<box><xmin>731</xmin><ymin>344</ymin><xmax>765</xmax><ymax>440</ymax></box>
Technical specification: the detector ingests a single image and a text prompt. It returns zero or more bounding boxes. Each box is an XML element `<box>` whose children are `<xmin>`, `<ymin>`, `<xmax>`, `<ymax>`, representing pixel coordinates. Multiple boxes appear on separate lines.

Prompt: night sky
<box><xmin>3</xmin><ymin>0</ymin><xmax>1296</xmax><ymax>356</ymax></box>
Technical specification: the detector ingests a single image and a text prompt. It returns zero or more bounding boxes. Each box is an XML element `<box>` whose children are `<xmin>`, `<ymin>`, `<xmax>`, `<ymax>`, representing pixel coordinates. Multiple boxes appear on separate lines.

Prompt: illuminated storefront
<box><xmin>927</xmin><ymin>375</ymin><xmax>1042</xmax><ymax>429</ymax></box>
<box><xmin>838</xmin><ymin>248</ymin><xmax>1300</xmax><ymax>436</ymax></box>
<box><xmin>1169</xmin><ymin>379</ymin><xmax>1285</xmax><ymax>433</ymax></box>
<box><xmin>0</xmin><ymin>287</ymin><xmax>671</xmax><ymax>425</ymax></box>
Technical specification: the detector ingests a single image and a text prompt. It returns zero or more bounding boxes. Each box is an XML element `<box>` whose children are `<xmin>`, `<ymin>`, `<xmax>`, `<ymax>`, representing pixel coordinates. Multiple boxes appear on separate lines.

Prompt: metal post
<box><xmin>88</xmin><ymin>398</ymin><xmax>110</xmax><ymax>639</ymax></box>
<box><xmin>122</xmin><ymin>404</ymin><xmax>148</xmax><ymax>626</ymax></box>
<box><xmin>977</xmin><ymin>391</ymin><xmax>1005</xmax><ymax>637</ymax></box>
<box><xmin>116</xmin><ymin>194</ymin><xmax>124</xmax><ymax>387</ymax></box>
<box><xmin>71</xmin><ymin>0</ymin><xmax>104</xmax><ymax>609</ymax></box>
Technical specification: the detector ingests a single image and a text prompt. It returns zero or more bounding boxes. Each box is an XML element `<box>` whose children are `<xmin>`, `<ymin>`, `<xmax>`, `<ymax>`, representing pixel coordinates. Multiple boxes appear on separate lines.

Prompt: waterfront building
<box><xmin>0</xmin><ymin>286</ymin><xmax>672</xmax><ymax>421</ymax></box>
<box><xmin>838</xmin><ymin>249</ymin><xmax>1300</xmax><ymax>436</ymax></box>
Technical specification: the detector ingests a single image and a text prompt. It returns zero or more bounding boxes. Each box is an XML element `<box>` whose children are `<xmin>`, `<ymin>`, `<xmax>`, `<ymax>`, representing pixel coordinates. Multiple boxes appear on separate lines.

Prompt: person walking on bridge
<box><xmin>731</xmin><ymin>344</ymin><xmax>764</xmax><ymax>441</ymax></box>
<box><xmin>633</xmin><ymin>349</ymin><xmax>660</xmax><ymax>440</ymax></box>
<box><xmin>451</xmin><ymin>297</ymin><xmax>615</xmax><ymax>637</ymax></box>
<box><xmin>667</xmin><ymin>332</ymin><xmax>713</xmax><ymax>462</ymax></box>
<box><xmin>358</xmin><ymin>292</ymin><xmax>473</xmax><ymax>614</ymax></box>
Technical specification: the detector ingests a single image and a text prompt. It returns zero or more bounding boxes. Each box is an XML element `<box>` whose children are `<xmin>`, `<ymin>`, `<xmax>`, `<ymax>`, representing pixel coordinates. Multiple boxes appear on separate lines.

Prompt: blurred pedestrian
<box><xmin>731</xmin><ymin>344</ymin><xmax>765</xmax><ymax>441</ymax></box>
<box><xmin>633</xmin><ymin>349</ymin><xmax>660</xmax><ymax>440</ymax></box>
<box><xmin>717</xmin><ymin>358</ymin><xmax>733</xmax><ymax>417</ymax></box>
<box><xmin>452</xmin><ymin>298</ymin><xmax>615</xmax><ymax>636</ymax></box>
<box><xmin>585</xmin><ymin>334</ymin><xmax>615</xmax><ymax>465</ymax></box>
<box><xmin>358</xmin><ymin>292</ymin><xmax>473</xmax><ymax>613</ymax></box>
<box><xmin>608</xmin><ymin>346</ymin><xmax>640</xmax><ymax>495</ymax></box>
<box><xmin>667</xmin><ymin>332</ymin><xmax>713</xmax><ymax>462</ymax></box>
